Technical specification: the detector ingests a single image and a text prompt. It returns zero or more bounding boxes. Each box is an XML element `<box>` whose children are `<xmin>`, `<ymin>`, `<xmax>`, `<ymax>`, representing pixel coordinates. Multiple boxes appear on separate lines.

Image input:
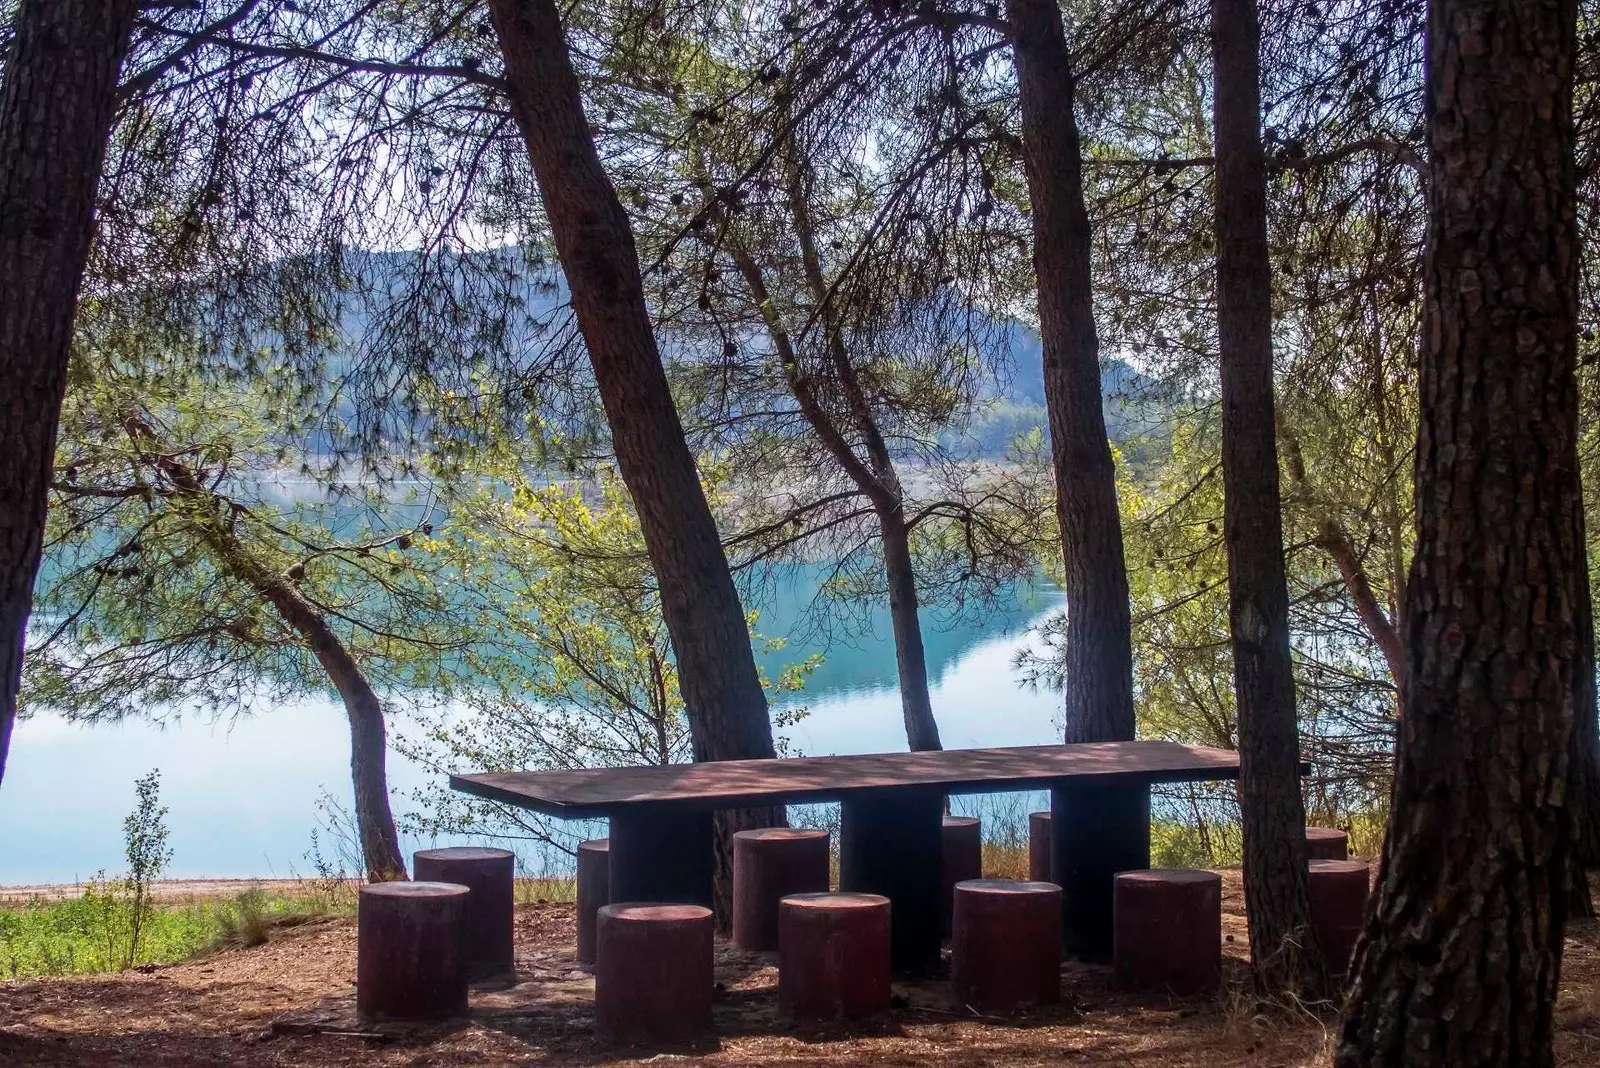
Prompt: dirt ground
<box><xmin>2</xmin><ymin>872</ymin><xmax>1598</xmax><ymax>1067</ymax></box>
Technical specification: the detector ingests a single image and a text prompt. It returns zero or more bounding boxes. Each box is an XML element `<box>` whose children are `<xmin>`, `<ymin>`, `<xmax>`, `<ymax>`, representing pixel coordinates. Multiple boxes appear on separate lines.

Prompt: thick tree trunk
<box><xmin>879</xmin><ymin>506</ymin><xmax>940</xmax><ymax>751</ymax></box>
<box><xmin>1210</xmin><ymin>0</ymin><xmax>1323</xmax><ymax>995</ymax></box>
<box><xmin>0</xmin><ymin>0</ymin><xmax>139</xmax><ymax>788</ymax></box>
<box><xmin>486</xmin><ymin>0</ymin><xmax>781</xmax><ymax>922</ymax></box>
<box><xmin>1005</xmin><ymin>0</ymin><xmax>1135</xmax><ymax>744</ymax></box>
<box><xmin>1335</xmin><ymin>0</ymin><xmax>1582</xmax><ymax>1061</ymax></box>
<box><xmin>487</xmin><ymin>0</ymin><xmax>777</xmax><ymax>766</ymax></box>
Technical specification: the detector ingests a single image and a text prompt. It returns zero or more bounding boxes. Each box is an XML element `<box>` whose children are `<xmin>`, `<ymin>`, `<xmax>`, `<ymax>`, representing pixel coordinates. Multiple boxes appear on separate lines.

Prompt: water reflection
<box><xmin>1</xmin><ymin>587</ymin><xmax>1064</xmax><ymax>884</ymax></box>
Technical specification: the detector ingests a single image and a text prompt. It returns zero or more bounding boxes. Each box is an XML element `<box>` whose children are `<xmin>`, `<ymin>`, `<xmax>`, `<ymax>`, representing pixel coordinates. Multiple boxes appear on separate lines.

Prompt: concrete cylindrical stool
<box><xmin>595</xmin><ymin>903</ymin><xmax>714</xmax><ymax>1044</ymax></box>
<box><xmin>1028</xmin><ymin>811</ymin><xmax>1052</xmax><ymax>882</ymax></box>
<box><xmin>733</xmin><ymin>828</ymin><xmax>831</xmax><ymax>951</ymax></box>
<box><xmin>941</xmin><ymin>815</ymin><xmax>983</xmax><ymax>936</ymax></box>
<box><xmin>778</xmin><ymin>892</ymin><xmax>892</xmax><ymax>1019</ymax></box>
<box><xmin>1306</xmin><ymin>827</ymin><xmax>1350</xmax><ymax>862</ymax></box>
<box><xmin>576</xmin><ymin>838</ymin><xmax>611</xmax><ymax>965</ymax></box>
<box><xmin>357</xmin><ymin>881</ymin><xmax>470</xmax><ymax>1021</ymax></box>
<box><xmin>1113</xmin><ymin>869</ymin><xmax>1221</xmax><ymax>996</ymax></box>
<box><xmin>950</xmin><ymin>879</ymin><xmax>1062</xmax><ymax>1012</ymax></box>
<box><xmin>1308</xmin><ymin>860</ymin><xmax>1370</xmax><ymax>974</ymax></box>
<box><xmin>413</xmin><ymin>846</ymin><xmax>515</xmax><ymax>979</ymax></box>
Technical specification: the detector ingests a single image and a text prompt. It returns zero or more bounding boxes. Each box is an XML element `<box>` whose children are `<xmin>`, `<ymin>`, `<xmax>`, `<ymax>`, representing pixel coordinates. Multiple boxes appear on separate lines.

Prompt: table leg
<box><xmin>1051</xmin><ymin>780</ymin><xmax>1151</xmax><ymax>957</ymax></box>
<box><xmin>839</xmin><ymin>787</ymin><xmax>944</xmax><ymax>975</ymax></box>
<box><xmin>607</xmin><ymin>807</ymin><xmax>715</xmax><ymax>909</ymax></box>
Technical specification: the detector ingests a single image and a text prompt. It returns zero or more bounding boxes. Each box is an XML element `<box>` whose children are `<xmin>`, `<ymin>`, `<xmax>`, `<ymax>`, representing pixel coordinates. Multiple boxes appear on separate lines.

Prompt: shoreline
<box><xmin>0</xmin><ymin>874</ymin><xmax>578</xmax><ymax>907</ymax></box>
<box><xmin>0</xmin><ymin>877</ymin><xmax>353</xmax><ymax>905</ymax></box>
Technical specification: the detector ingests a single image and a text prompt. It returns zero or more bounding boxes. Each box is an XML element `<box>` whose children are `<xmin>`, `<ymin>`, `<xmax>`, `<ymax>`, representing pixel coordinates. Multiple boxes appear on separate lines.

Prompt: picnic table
<box><xmin>451</xmin><ymin>739</ymin><xmax>1243</xmax><ymax>971</ymax></box>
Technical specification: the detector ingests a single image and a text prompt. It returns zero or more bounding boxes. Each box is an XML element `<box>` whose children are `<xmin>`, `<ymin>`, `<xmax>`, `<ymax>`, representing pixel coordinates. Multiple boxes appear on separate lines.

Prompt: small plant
<box><xmin>120</xmin><ymin>769</ymin><xmax>173</xmax><ymax>968</ymax></box>
<box><xmin>216</xmin><ymin>887</ymin><xmax>272</xmax><ymax>948</ymax></box>
<box><xmin>45</xmin><ymin>771</ymin><xmax>177</xmax><ymax>972</ymax></box>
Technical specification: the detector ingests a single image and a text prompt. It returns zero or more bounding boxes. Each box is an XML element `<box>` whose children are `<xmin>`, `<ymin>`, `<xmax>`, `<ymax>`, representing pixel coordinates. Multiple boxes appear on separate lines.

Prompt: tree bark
<box><xmin>268</xmin><ymin>587</ymin><xmax>407</xmax><ymax>884</ymax></box>
<box><xmin>1209</xmin><ymin>0</ymin><xmax>1323</xmax><ymax>995</ymax></box>
<box><xmin>133</xmin><ymin>425</ymin><xmax>408</xmax><ymax>882</ymax></box>
<box><xmin>1569</xmin><ymin>490</ymin><xmax>1597</xmax><ymax>917</ymax></box>
<box><xmin>486</xmin><ymin>0</ymin><xmax>781</xmax><ymax>921</ymax></box>
<box><xmin>879</xmin><ymin>506</ymin><xmax>940</xmax><ymax>751</ymax></box>
<box><xmin>487</xmin><ymin>0</ymin><xmax>778</xmax><ymax>766</ymax></box>
<box><xmin>1005</xmin><ymin>0</ymin><xmax>1136</xmax><ymax>744</ymax></box>
<box><xmin>1335</xmin><ymin>0</ymin><xmax>1582</xmax><ymax>1061</ymax></box>
<box><xmin>0</xmin><ymin>0</ymin><xmax>139</xmax><ymax>788</ymax></box>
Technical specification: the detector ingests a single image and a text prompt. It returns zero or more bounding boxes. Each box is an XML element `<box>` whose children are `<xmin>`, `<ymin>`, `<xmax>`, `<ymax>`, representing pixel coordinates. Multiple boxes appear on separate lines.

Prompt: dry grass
<box><xmin>0</xmin><ymin>871</ymin><xmax>1596</xmax><ymax>1067</ymax></box>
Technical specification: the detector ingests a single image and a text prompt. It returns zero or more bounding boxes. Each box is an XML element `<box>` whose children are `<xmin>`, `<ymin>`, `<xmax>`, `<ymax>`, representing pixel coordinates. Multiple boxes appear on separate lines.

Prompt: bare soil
<box><xmin>0</xmin><ymin>879</ymin><xmax>334</xmax><ymax>906</ymax></box>
<box><xmin>2</xmin><ymin>871</ymin><xmax>1597</xmax><ymax>1067</ymax></box>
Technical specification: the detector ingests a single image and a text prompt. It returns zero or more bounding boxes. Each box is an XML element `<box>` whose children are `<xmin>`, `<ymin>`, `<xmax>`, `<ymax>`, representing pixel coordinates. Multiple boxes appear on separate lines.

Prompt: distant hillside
<box><xmin>271</xmin><ymin>249</ymin><xmax>1153</xmax><ymax>461</ymax></box>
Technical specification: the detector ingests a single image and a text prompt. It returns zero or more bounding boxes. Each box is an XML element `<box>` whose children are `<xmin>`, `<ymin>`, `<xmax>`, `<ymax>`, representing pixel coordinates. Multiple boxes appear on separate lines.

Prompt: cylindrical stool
<box><xmin>733</xmin><ymin>828</ymin><xmax>831</xmax><ymax>951</ymax></box>
<box><xmin>1306</xmin><ymin>827</ymin><xmax>1350</xmax><ymax>861</ymax></box>
<box><xmin>1028</xmin><ymin>811</ymin><xmax>1052</xmax><ymax>882</ymax></box>
<box><xmin>778</xmin><ymin>892</ymin><xmax>891</xmax><ymax>1019</ymax></box>
<box><xmin>950</xmin><ymin>879</ymin><xmax>1061</xmax><ymax>1012</ymax></box>
<box><xmin>413</xmin><ymin>846</ymin><xmax>515</xmax><ymax>979</ymax></box>
<box><xmin>941</xmin><ymin>815</ymin><xmax>982</xmax><ymax>936</ymax></box>
<box><xmin>1113</xmin><ymin>869</ymin><xmax>1221</xmax><ymax>995</ymax></box>
<box><xmin>357</xmin><ymin>882</ymin><xmax>470</xmax><ymax>1021</ymax></box>
<box><xmin>595</xmin><ymin>903</ymin><xmax>714</xmax><ymax>1044</ymax></box>
<box><xmin>576</xmin><ymin>838</ymin><xmax>610</xmax><ymax>965</ymax></box>
<box><xmin>1308</xmin><ymin>859</ymin><xmax>1370</xmax><ymax>974</ymax></box>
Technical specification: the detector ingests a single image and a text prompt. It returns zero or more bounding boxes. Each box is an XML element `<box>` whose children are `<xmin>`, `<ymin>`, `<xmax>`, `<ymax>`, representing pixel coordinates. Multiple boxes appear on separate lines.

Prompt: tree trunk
<box><xmin>1569</xmin><ymin>491</ymin><xmax>1597</xmax><ymax>917</ymax></box>
<box><xmin>486</xmin><ymin>0</ymin><xmax>781</xmax><ymax>922</ymax></box>
<box><xmin>1210</xmin><ymin>0</ymin><xmax>1323</xmax><ymax>995</ymax></box>
<box><xmin>314</xmin><ymin>640</ymin><xmax>407</xmax><ymax>880</ymax></box>
<box><xmin>727</xmin><ymin>225</ymin><xmax>943</xmax><ymax>752</ymax></box>
<box><xmin>784</xmin><ymin>161</ymin><xmax>943</xmax><ymax>752</ymax></box>
<box><xmin>1004</xmin><ymin>0</ymin><xmax>1135</xmax><ymax>744</ymax></box>
<box><xmin>1335</xmin><ymin>0</ymin><xmax>1582</xmax><ymax>1061</ymax></box>
<box><xmin>1282</xmin><ymin>431</ymin><xmax>1406</xmax><ymax>709</ymax></box>
<box><xmin>879</xmin><ymin>505</ymin><xmax>941</xmax><ymax>751</ymax></box>
<box><xmin>283</xmin><ymin>592</ymin><xmax>409</xmax><ymax>884</ymax></box>
<box><xmin>1315</xmin><ymin>516</ymin><xmax>1406</xmax><ymax>696</ymax></box>
<box><xmin>134</xmin><ymin>427</ymin><xmax>408</xmax><ymax>882</ymax></box>
<box><xmin>0</xmin><ymin>0</ymin><xmax>139</xmax><ymax>788</ymax></box>
<box><xmin>487</xmin><ymin>0</ymin><xmax>777</xmax><ymax>766</ymax></box>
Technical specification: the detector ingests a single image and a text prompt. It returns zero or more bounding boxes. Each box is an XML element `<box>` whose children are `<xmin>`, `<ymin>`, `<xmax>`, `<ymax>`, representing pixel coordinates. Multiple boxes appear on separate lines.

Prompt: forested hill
<box><xmin>315</xmin><ymin>248</ymin><xmax>1147</xmax><ymax>462</ymax></box>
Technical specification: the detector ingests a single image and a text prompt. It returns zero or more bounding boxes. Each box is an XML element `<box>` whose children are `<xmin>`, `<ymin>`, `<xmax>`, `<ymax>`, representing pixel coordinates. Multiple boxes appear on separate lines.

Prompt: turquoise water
<box><xmin>0</xmin><ymin>578</ymin><xmax>1065</xmax><ymax>885</ymax></box>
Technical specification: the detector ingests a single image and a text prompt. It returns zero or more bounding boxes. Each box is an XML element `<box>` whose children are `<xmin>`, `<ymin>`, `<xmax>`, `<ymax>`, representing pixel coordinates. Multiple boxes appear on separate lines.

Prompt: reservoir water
<box><xmin>0</xmin><ymin>576</ymin><xmax>1064</xmax><ymax>885</ymax></box>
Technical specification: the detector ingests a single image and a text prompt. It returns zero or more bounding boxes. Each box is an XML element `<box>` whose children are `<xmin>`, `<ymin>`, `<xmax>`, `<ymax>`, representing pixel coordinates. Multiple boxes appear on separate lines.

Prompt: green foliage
<box><xmin>0</xmin><ymin>891</ymin><xmax>212</xmax><ymax>979</ymax></box>
<box><xmin>24</xmin><ymin>0</ymin><xmax>1522</xmax><ymax>883</ymax></box>
<box><xmin>20</xmin><ymin>770</ymin><xmax>182</xmax><ymax>975</ymax></box>
<box><xmin>0</xmin><ymin>888</ymin><xmax>352</xmax><ymax>980</ymax></box>
<box><xmin>213</xmin><ymin>887</ymin><xmax>272</xmax><ymax>949</ymax></box>
<box><xmin>0</xmin><ymin>768</ymin><xmax>355</xmax><ymax>979</ymax></box>
<box><xmin>402</xmin><ymin>460</ymin><xmax>817</xmax><ymax>849</ymax></box>
<box><xmin>28</xmin><ymin>335</ymin><xmax>465</xmax><ymax>725</ymax></box>
<box><xmin>120</xmin><ymin>769</ymin><xmax>173</xmax><ymax>969</ymax></box>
